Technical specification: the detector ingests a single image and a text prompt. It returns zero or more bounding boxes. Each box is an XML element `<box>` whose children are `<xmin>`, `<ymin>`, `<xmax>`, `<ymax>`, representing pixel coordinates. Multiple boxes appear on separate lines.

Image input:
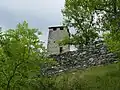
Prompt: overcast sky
<box><xmin>0</xmin><ymin>0</ymin><xmax>65</xmax><ymax>47</ymax></box>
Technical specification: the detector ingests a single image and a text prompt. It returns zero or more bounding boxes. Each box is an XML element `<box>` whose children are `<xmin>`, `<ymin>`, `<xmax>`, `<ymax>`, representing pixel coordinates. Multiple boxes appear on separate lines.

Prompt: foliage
<box><xmin>62</xmin><ymin>0</ymin><xmax>101</xmax><ymax>48</ymax></box>
<box><xmin>58</xmin><ymin>0</ymin><xmax>120</xmax><ymax>88</ymax></box>
<box><xmin>63</xmin><ymin>0</ymin><xmax>120</xmax><ymax>31</ymax></box>
<box><xmin>0</xmin><ymin>21</ymin><xmax>53</xmax><ymax>90</ymax></box>
<box><xmin>104</xmin><ymin>31</ymin><xmax>120</xmax><ymax>58</ymax></box>
<box><xmin>19</xmin><ymin>62</ymin><xmax>120</xmax><ymax>90</ymax></box>
<box><xmin>62</xmin><ymin>0</ymin><xmax>120</xmax><ymax>49</ymax></box>
<box><xmin>100</xmin><ymin>0</ymin><xmax>120</xmax><ymax>58</ymax></box>
<box><xmin>59</xmin><ymin>31</ymin><xmax>98</xmax><ymax>49</ymax></box>
<box><xmin>34</xmin><ymin>62</ymin><xmax>120</xmax><ymax>90</ymax></box>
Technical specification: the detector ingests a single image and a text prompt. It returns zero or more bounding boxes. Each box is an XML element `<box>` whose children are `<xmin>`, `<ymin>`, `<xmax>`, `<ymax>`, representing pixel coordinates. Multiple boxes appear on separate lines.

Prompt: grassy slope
<box><xmin>45</xmin><ymin>63</ymin><xmax>120</xmax><ymax>90</ymax></box>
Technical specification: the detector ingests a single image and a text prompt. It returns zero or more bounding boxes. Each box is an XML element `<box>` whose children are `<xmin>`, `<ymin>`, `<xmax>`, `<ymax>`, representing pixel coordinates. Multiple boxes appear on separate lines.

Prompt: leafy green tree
<box><xmin>62</xmin><ymin>0</ymin><xmax>120</xmax><ymax>49</ymax></box>
<box><xmin>0</xmin><ymin>21</ymin><xmax>53</xmax><ymax>90</ymax></box>
<box><xmin>87</xmin><ymin>0</ymin><xmax>120</xmax><ymax>57</ymax></box>
<box><xmin>62</xmin><ymin>0</ymin><xmax>100</xmax><ymax>48</ymax></box>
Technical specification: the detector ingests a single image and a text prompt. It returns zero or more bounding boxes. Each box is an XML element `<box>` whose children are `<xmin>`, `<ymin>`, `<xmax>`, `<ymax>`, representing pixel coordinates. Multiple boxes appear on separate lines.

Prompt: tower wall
<box><xmin>47</xmin><ymin>26</ymin><xmax>70</xmax><ymax>55</ymax></box>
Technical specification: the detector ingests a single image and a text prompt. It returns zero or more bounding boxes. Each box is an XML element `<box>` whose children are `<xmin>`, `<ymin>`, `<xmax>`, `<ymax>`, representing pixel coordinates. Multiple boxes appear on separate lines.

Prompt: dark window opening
<box><xmin>60</xmin><ymin>27</ymin><xmax>63</xmax><ymax>30</ymax></box>
<box><xmin>53</xmin><ymin>27</ymin><xmax>57</xmax><ymax>31</ymax></box>
<box><xmin>60</xmin><ymin>47</ymin><xmax>63</xmax><ymax>53</ymax></box>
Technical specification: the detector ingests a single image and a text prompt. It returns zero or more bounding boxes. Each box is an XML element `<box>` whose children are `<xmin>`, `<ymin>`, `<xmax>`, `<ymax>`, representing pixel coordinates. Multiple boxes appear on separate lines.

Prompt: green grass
<box><xmin>39</xmin><ymin>63</ymin><xmax>120</xmax><ymax>90</ymax></box>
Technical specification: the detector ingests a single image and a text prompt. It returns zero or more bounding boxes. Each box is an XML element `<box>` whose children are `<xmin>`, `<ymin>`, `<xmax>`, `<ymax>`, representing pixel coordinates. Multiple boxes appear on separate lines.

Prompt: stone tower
<box><xmin>47</xmin><ymin>26</ymin><xmax>70</xmax><ymax>55</ymax></box>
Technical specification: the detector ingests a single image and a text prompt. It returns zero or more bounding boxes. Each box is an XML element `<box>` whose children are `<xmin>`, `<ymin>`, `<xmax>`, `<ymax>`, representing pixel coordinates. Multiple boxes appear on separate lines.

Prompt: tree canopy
<box><xmin>62</xmin><ymin>0</ymin><xmax>120</xmax><ymax>49</ymax></box>
<box><xmin>0</xmin><ymin>21</ymin><xmax>53</xmax><ymax>90</ymax></box>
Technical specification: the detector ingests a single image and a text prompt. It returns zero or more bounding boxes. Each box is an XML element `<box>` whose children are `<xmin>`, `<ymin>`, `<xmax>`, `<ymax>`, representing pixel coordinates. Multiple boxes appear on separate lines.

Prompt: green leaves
<box><xmin>99</xmin><ymin>0</ymin><xmax>120</xmax><ymax>58</ymax></box>
<box><xmin>62</xmin><ymin>0</ymin><xmax>120</xmax><ymax>50</ymax></box>
<box><xmin>0</xmin><ymin>21</ymin><xmax>52</xmax><ymax>90</ymax></box>
<box><xmin>62</xmin><ymin>0</ymin><xmax>100</xmax><ymax>48</ymax></box>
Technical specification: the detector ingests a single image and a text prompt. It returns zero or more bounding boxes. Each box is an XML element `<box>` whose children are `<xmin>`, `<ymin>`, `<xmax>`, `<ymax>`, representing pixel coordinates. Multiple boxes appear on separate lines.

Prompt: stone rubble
<box><xmin>43</xmin><ymin>41</ymin><xmax>118</xmax><ymax>75</ymax></box>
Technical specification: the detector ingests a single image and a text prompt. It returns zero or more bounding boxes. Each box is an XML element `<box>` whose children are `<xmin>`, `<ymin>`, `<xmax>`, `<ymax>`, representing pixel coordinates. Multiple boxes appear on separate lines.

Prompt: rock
<box><xmin>44</xmin><ymin>41</ymin><xmax>118</xmax><ymax>75</ymax></box>
<box><xmin>89</xmin><ymin>58</ymin><xmax>94</xmax><ymax>62</ymax></box>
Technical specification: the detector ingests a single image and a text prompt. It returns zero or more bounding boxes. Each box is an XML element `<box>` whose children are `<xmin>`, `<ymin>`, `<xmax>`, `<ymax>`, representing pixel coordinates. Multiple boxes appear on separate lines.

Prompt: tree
<box><xmin>62</xmin><ymin>0</ymin><xmax>100</xmax><ymax>48</ymax></box>
<box><xmin>62</xmin><ymin>0</ymin><xmax>120</xmax><ymax>49</ymax></box>
<box><xmin>0</xmin><ymin>21</ymin><xmax>53</xmax><ymax>90</ymax></box>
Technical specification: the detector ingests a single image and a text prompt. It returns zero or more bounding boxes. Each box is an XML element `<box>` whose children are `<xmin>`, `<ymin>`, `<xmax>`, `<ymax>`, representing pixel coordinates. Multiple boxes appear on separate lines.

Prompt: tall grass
<box><xmin>37</xmin><ymin>63</ymin><xmax>120</xmax><ymax>90</ymax></box>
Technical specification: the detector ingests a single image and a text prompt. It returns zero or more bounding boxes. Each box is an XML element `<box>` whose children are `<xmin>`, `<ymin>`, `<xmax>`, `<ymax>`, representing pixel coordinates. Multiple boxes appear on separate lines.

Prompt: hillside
<box><xmin>40</xmin><ymin>62</ymin><xmax>120</xmax><ymax>90</ymax></box>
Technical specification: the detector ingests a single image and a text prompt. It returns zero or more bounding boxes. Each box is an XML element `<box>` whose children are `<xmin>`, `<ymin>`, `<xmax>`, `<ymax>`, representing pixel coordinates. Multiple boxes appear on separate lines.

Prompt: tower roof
<box><xmin>48</xmin><ymin>25</ymin><xmax>66</xmax><ymax>29</ymax></box>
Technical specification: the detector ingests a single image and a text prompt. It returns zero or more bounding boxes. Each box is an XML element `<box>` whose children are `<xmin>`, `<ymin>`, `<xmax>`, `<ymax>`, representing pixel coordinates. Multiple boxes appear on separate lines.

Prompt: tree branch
<box><xmin>6</xmin><ymin>62</ymin><xmax>23</xmax><ymax>90</ymax></box>
<box><xmin>113</xmin><ymin>0</ymin><xmax>117</xmax><ymax>14</ymax></box>
<box><xmin>1</xmin><ymin>69</ymin><xmax>8</xmax><ymax>81</ymax></box>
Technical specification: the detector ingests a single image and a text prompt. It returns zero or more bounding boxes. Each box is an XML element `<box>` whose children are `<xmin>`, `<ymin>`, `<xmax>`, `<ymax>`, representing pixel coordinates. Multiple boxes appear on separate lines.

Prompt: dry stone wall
<box><xmin>43</xmin><ymin>41</ymin><xmax>118</xmax><ymax>75</ymax></box>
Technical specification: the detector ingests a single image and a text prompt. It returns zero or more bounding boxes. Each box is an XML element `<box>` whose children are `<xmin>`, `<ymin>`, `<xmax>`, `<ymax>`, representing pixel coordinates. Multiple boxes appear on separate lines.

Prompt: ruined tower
<box><xmin>47</xmin><ymin>26</ymin><xmax>70</xmax><ymax>55</ymax></box>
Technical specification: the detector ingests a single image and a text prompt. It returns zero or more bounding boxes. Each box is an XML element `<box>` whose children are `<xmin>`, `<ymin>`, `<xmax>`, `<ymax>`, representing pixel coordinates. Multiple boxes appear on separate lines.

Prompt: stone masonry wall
<box><xmin>43</xmin><ymin>41</ymin><xmax>118</xmax><ymax>75</ymax></box>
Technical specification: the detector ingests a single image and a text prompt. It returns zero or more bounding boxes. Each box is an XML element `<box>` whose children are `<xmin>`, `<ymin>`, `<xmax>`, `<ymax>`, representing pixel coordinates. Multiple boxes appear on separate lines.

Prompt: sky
<box><xmin>0</xmin><ymin>0</ymin><xmax>65</xmax><ymax>47</ymax></box>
